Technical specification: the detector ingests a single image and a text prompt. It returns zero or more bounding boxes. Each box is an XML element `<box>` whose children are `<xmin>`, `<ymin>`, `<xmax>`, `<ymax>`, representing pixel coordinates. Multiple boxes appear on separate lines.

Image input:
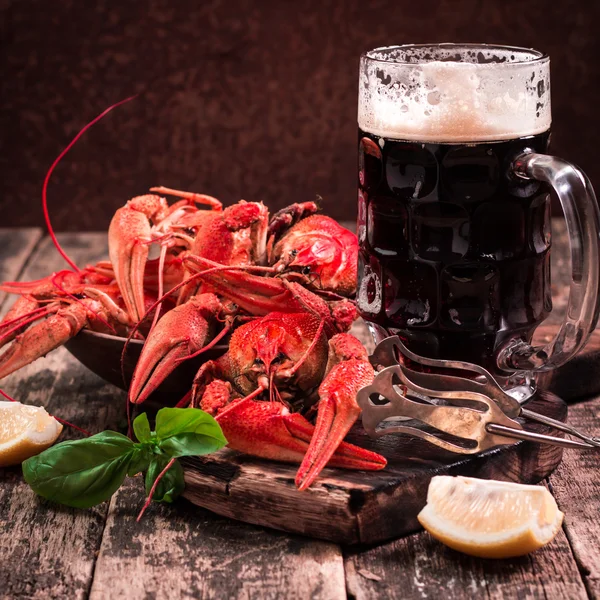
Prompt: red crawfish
<box><xmin>193</xmin><ymin>312</ymin><xmax>385</xmax><ymax>490</ymax></box>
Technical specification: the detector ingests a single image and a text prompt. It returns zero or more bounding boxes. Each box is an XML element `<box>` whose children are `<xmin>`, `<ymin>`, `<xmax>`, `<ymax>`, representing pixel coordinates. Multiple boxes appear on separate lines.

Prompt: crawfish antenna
<box><xmin>43</xmin><ymin>95</ymin><xmax>138</xmax><ymax>272</ymax></box>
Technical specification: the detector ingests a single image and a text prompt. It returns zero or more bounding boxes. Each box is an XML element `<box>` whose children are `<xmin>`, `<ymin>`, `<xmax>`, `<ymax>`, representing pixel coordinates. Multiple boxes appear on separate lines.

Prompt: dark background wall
<box><xmin>1</xmin><ymin>0</ymin><xmax>599</xmax><ymax>231</ymax></box>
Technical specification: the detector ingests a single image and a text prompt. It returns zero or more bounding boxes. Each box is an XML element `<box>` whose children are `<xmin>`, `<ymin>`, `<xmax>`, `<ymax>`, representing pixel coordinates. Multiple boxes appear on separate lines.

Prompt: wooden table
<box><xmin>0</xmin><ymin>226</ymin><xmax>599</xmax><ymax>600</ymax></box>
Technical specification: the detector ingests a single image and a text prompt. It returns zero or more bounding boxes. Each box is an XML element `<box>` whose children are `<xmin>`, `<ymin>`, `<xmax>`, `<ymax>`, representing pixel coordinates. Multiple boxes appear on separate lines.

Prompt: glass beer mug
<box><xmin>357</xmin><ymin>44</ymin><xmax>600</xmax><ymax>399</ymax></box>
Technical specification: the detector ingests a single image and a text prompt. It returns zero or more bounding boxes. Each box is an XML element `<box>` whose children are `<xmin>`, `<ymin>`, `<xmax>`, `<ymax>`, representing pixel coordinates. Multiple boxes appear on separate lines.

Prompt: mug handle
<box><xmin>498</xmin><ymin>152</ymin><xmax>600</xmax><ymax>372</ymax></box>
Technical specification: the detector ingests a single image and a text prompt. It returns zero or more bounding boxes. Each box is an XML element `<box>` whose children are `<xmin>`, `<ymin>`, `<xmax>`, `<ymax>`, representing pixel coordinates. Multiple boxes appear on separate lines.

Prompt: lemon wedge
<box><xmin>0</xmin><ymin>401</ymin><xmax>63</xmax><ymax>466</ymax></box>
<box><xmin>418</xmin><ymin>475</ymin><xmax>564</xmax><ymax>559</ymax></box>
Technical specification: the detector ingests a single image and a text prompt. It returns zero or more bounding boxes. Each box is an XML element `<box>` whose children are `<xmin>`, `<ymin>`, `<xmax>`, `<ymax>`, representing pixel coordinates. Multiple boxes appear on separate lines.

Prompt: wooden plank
<box><xmin>0</xmin><ymin>233</ymin><xmax>127</xmax><ymax>600</ymax></box>
<box><xmin>180</xmin><ymin>391</ymin><xmax>565</xmax><ymax>545</ymax></box>
<box><xmin>550</xmin><ymin>395</ymin><xmax>600</xmax><ymax>599</ymax></box>
<box><xmin>345</xmin><ymin>509</ymin><xmax>588</xmax><ymax>600</ymax></box>
<box><xmin>0</xmin><ymin>228</ymin><xmax>43</xmax><ymax>311</ymax></box>
<box><xmin>89</xmin><ymin>478</ymin><xmax>346</xmax><ymax>600</ymax></box>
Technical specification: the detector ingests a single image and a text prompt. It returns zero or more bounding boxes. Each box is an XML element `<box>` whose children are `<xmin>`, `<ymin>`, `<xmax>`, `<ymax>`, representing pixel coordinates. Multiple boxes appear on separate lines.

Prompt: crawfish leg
<box><xmin>267</xmin><ymin>201</ymin><xmax>319</xmax><ymax>245</ymax></box>
<box><xmin>82</xmin><ymin>288</ymin><xmax>131</xmax><ymax>327</ymax></box>
<box><xmin>190</xmin><ymin>353</ymin><xmax>233</xmax><ymax>408</ymax></box>
<box><xmin>182</xmin><ymin>255</ymin><xmax>339</xmax><ymax>331</ymax></box>
<box><xmin>199</xmin><ymin>379</ymin><xmax>240</xmax><ymax>414</ymax></box>
<box><xmin>212</xmin><ymin>399</ymin><xmax>386</xmax><ymax>471</ymax></box>
<box><xmin>149</xmin><ymin>186</ymin><xmax>222</xmax><ymax>210</ymax></box>
<box><xmin>224</xmin><ymin>201</ymin><xmax>269</xmax><ymax>266</ymax></box>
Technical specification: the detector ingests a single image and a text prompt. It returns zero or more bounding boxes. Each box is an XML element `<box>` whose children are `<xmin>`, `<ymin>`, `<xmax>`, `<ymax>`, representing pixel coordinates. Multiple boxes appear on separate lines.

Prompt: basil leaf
<box><xmin>133</xmin><ymin>413</ymin><xmax>152</xmax><ymax>443</ymax></box>
<box><xmin>158</xmin><ymin>433</ymin><xmax>227</xmax><ymax>458</ymax></box>
<box><xmin>155</xmin><ymin>407</ymin><xmax>227</xmax><ymax>458</ymax></box>
<box><xmin>145</xmin><ymin>456</ymin><xmax>184</xmax><ymax>503</ymax></box>
<box><xmin>22</xmin><ymin>431</ymin><xmax>135</xmax><ymax>509</ymax></box>
<box><xmin>127</xmin><ymin>445</ymin><xmax>153</xmax><ymax>477</ymax></box>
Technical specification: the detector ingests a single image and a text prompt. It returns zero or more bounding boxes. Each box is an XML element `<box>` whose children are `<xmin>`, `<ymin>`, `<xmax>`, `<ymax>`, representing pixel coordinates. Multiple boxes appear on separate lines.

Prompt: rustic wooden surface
<box><xmin>0</xmin><ymin>226</ymin><xmax>599</xmax><ymax>599</ymax></box>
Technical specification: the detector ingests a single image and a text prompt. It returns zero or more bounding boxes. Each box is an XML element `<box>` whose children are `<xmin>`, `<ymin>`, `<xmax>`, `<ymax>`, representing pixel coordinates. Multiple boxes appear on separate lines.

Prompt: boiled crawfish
<box><xmin>268</xmin><ymin>211</ymin><xmax>358</xmax><ymax>296</ymax></box>
<box><xmin>127</xmin><ymin>252</ymin><xmax>360</xmax><ymax>407</ymax></box>
<box><xmin>128</xmin><ymin>251</ymin><xmax>381</xmax><ymax>489</ymax></box>
<box><xmin>127</xmin><ymin>202</ymin><xmax>361</xmax><ymax>408</ymax></box>
<box><xmin>193</xmin><ymin>312</ymin><xmax>385</xmax><ymax>490</ymax></box>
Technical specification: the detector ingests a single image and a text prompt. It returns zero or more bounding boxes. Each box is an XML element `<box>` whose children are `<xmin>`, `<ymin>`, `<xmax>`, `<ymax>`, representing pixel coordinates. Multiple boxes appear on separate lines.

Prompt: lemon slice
<box><xmin>0</xmin><ymin>401</ymin><xmax>63</xmax><ymax>466</ymax></box>
<box><xmin>418</xmin><ymin>475</ymin><xmax>564</xmax><ymax>559</ymax></box>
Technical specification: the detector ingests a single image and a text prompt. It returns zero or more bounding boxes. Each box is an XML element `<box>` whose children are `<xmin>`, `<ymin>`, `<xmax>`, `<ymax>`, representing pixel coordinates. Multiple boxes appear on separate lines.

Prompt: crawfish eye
<box><xmin>301</xmin><ymin>266</ymin><xmax>311</xmax><ymax>275</ymax></box>
<box><xmin>289</xmin><ymin>249</ymin><xmax>298</xmax><ymax>258</ymax></box>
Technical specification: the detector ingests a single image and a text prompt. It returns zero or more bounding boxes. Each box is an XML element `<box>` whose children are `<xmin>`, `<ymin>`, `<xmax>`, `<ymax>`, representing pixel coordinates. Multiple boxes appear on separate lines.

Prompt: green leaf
<box><xmin>22</xmin><ymin>431</ymin><xmax>135</xmax><ymax>509</ymax></box>
<box><xmin>145</xmin><ymin>456</ymin><xmax>185</xmax><ymax>503</ymax></box>
<box><xmin>155</xmin><ymin>407</ymin><xmax>227</xmax><ymax>458</ymax></box>
<box><xmin>127</xmin><ymin>445</ymin><xmax>153</xmax><ymax>477</ymax></box>
<box><xmin>133</xmin><ymin>413</ymin><xmax>152</xmax><ymax>443</ymax></box>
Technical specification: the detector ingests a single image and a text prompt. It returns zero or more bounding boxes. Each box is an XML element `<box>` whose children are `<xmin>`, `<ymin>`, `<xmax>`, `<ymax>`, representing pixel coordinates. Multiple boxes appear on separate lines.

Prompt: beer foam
<box><xmin>358</xmin><ymin>45</ymin><xmax>551</xmax><ymax>142</ymax></box>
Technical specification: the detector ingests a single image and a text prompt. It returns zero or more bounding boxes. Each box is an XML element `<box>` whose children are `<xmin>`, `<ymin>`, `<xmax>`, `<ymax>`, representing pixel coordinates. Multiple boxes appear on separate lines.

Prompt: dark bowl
<box><xmin>64</xmin><ymin>329</ymin><xmax>228</xmax><ymax>405</ymax></box>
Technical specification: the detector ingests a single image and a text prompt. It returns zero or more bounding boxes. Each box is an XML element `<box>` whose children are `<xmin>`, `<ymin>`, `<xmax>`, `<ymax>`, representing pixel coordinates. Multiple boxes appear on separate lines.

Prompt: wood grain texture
<box><xmin>182</xmin><ymin>392</ymin><xmax>566</xmax><ymax>545</ymax></box>
<box><xmin>89</xmin><ymin>478</ymin><xmax>346</xmax><ymax>600</ymax></box>
<box><xmin>550</xmin><ymin>395</ymin><xmax>600</xmax><ymax>600</ymax></box>
<box><xmin>0</xmin><ymin>227</ymin><xmax>42</xmax><ymax>310</ymax></box>
<box><xmin>0</xmin><ymin>233</ymin><xmax>127</xmax><ymax>600</ymax></box>
<box><xmin>344</xmin><ymin>522</ymin><xmax>588</xmax><ymax>600</ymax></box>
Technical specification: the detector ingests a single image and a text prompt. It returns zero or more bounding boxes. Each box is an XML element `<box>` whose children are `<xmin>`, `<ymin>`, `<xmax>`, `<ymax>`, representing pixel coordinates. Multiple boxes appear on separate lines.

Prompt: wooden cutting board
<box><xmin>181</xmin><ymin>390</ymin><xmax>566</xmax><ymax>545</ymax></box>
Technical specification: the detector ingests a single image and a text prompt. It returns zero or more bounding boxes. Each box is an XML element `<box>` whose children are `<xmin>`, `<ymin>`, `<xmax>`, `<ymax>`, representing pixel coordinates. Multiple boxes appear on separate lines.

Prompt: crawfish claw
<box><xmin>0</xmin><ymin>303</ymin><xmax>87</xmax><ymax>380</ymax></box>
<box><xmin>109</xmin><ymin>195</ymin><xmax>166</xmax><ymax>322</ymax></box>
<box><xmin>295</xmin><ymin>347</ymin><xmax>378</xmax><ymax>490</ymax></box>
<box><xmin>129</xmin><ymin>294</ymin><xmax>222</xmax><ymax>404</ymax></box>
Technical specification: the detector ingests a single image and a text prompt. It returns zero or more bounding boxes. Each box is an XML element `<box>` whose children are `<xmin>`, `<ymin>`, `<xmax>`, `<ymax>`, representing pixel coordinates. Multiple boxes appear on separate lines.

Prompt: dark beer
<box><xmin>357</xmin><ymin>130</ymin><xmax>552</xmax><ymax>372</ymax></box>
